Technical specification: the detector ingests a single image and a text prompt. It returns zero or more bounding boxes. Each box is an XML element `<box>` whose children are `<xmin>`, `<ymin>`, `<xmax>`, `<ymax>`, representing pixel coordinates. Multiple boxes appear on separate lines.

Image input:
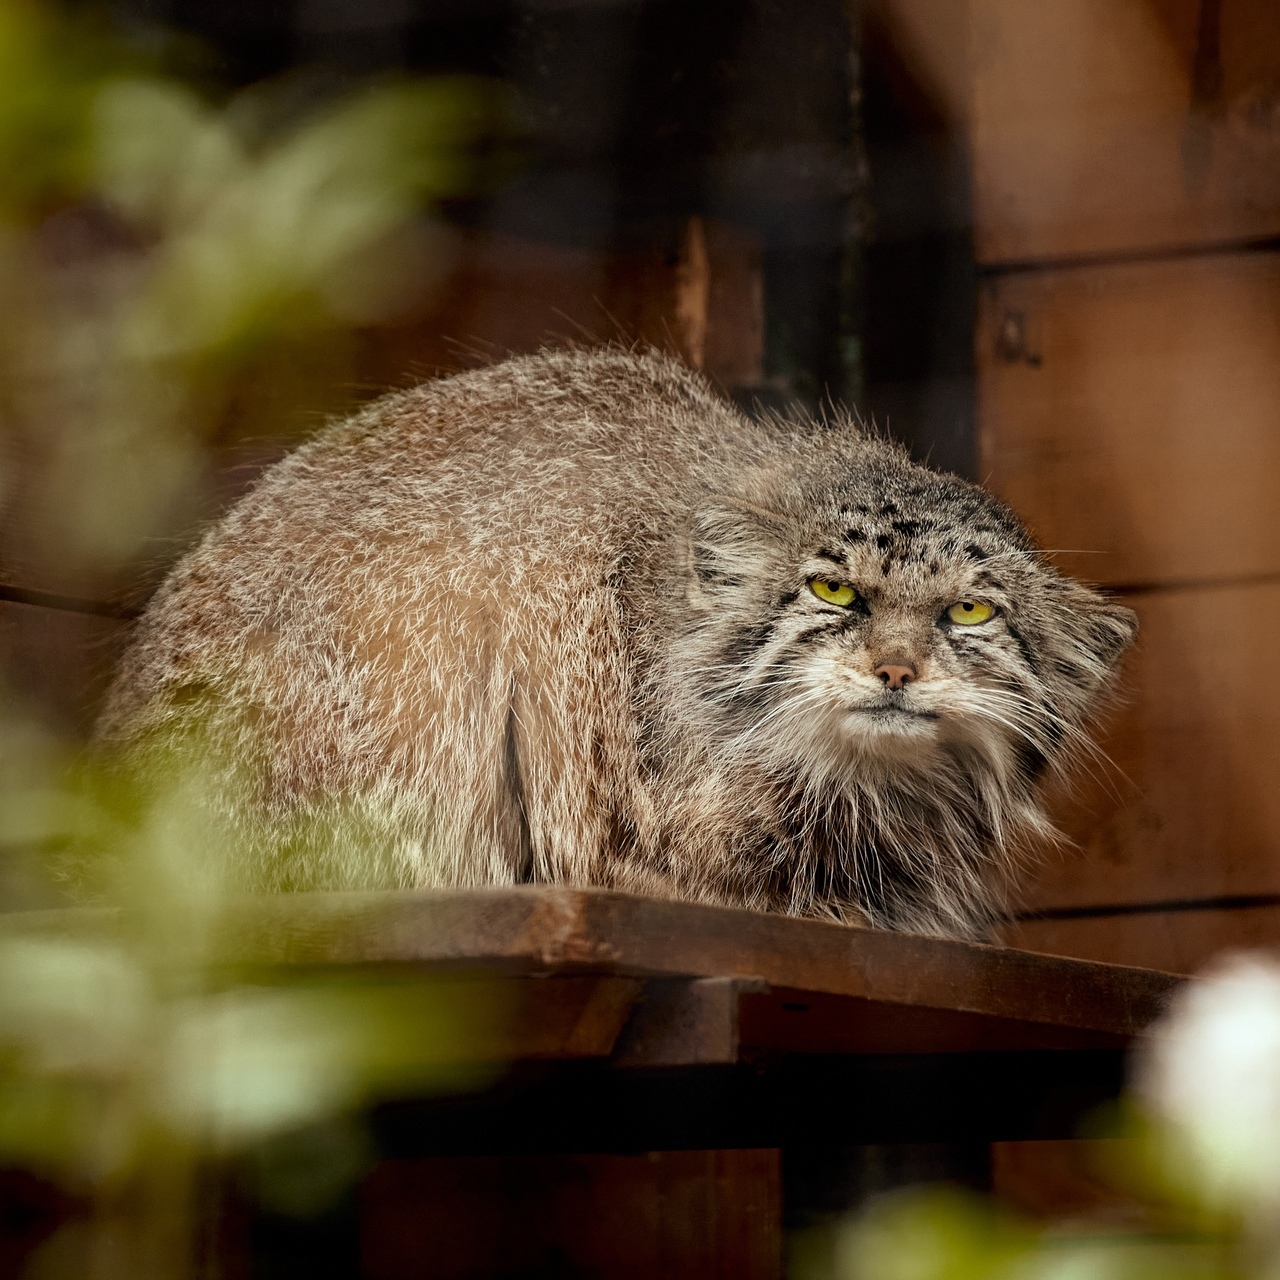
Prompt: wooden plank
<box><xmin>866</xmin><ymin>0</ymin><xmax>972</xmax><ymax>133</ymax></box>
<box><xmin>734</xmin><ymin>987</ymin><xmax>1125</xmax><ymax>1054</ymax></box>
<box><xmin>1000</xmin><ymin>904</ymin><xmax>1280</xmax><ymax>975</ymax></box>
<box><xmin>612</xmin><ymin>978</ymin><xmax>759</xmax><ymax>1067</ymax></box>
<box><xmin>1013</xmin><ymin>580</ymin><xmax>1280</xmax><ymax>913</ymax></box>
<box><xmin>10</xmin><ymin>889</ymin><xmax>1178</xmax><ymax>1043</ymax></box>
<box><xmin>495</xmin><ymin>976</ymin><xmax>642</xmax><ymax>1060</ymax></box>
<box><xmin>0</xmin><ymin>600</ymin><xmax>132</xmax><ymax>737</ymax></box>
<box><xmin>972</xmin><ymin>0</ymin><xmax>1280</xmax><ymax>263</ymax></box>
<box><xmin>362</xmin><ymin>1149</ymin><xmax>782</xmax><ymax>1280</ymax></box>
<box><xmin>199</xmin><ymin>887</ymin><xmax>1179</xmax><ymax>1039</ymax></box>
<box><xmin>613</xmin><ymin>978</ymin><xmax>1126</xmax><ymax>1062</ymax></box>
<box><xmin>978</xmin><ymin>252</ymin><xmax>1280</xmax><ymax>586</ymax></box>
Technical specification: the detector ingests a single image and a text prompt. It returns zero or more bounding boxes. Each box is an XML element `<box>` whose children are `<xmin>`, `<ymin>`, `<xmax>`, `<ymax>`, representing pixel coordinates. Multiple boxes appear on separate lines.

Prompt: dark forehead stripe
<box><xmin>826</xmin><ymin>471</ymin><xmax>1032</xmax><ymax>571</ymax></box>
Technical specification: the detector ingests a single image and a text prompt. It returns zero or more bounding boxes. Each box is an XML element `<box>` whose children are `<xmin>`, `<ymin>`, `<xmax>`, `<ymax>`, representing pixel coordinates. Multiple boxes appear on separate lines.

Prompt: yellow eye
<box><xmin>809</xmin><ymin>578</ymin><xmax>857</xmax><ymax>607</ymax></box>
<box><xmin>947</xmin><ymin>599</ymin><xmax>994</xmax><ymax>626</ymax></box>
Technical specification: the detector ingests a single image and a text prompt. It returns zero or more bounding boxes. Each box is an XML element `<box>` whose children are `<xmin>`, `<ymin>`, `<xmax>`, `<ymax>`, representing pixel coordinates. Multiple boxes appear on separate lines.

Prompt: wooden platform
<box><xmin>202</xmin><ymin>887</ymin><xmax>1181</xmax><ymax>1151</ymax></box>
<box><xmin>11</xmin><ymin>888</ymin><xmax>1183</xmax><ymax>1276</ymax></box>
<box><xmin>229</xmin><ymin>886</ymin><xmax>1178</xmax><ymax>1052</ymax></box>
<box><xmin>228</xmin><ymin>889</ymin><xmax>1179</xmax><ymax>1279</ymax></box>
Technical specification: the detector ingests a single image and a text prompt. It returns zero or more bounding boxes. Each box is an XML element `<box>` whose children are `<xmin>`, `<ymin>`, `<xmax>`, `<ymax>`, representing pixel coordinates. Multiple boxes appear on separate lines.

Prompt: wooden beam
<box><xmin>206</xmin><ymin>888</ymin><xmax>1178</xmax><ymax>1040</ymax></box>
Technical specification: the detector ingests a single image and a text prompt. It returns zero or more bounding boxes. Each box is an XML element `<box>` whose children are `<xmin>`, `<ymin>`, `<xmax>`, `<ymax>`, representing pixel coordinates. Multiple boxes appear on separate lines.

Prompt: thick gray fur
<box><xmin>98</xmin><ymin>348</ymin><xmax>1136</xmax><ymax>937</ymax></box>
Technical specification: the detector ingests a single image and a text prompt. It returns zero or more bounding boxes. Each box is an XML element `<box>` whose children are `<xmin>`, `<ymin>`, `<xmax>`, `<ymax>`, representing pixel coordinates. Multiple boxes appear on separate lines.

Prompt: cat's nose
<box><xmin>875</xmin><ymin>662</ymin><xmax>917</xmax><ymax>690</ymax></box>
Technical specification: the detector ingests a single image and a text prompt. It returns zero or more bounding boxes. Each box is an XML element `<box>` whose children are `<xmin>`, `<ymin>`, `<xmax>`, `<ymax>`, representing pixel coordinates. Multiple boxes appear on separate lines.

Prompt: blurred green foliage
<box><xmin>0</xmin><ymin>726</ymin><xmax>509</xmax><ymax>1276</ymax></box>
<box><xmin>95</xmin><ymin>76</ymin><xmax>486</xmax><ymax>361</ymax></box>
<box><xmin>0</xmin><ymin>1</ymin><xmax>512</xmax><ymax>1273</ymax></box>
<box><xmin>0</xmin><ymin>0</ymin><xmax>504</xmax><ymax>578</ymax></box>
<box><xmin>0</xmin><ymin>0</ymin><xmax>127</xmax><ymax>221</ymax></box>
<box><xmin>797</xmin><ymin>1185</ymin><xmax>1237</xmax><ymax>1280</ymax></box>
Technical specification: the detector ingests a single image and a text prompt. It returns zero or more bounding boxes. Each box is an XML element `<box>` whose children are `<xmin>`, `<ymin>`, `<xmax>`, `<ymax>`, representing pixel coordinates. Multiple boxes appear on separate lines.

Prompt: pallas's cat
<box><xmin>99</xmin><ymin>349</ymin><xmax>1135</xmax><ymax>937</ymax></box>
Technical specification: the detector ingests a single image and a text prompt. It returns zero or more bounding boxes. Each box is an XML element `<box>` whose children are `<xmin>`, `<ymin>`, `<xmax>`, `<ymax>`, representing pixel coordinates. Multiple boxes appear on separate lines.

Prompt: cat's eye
<box><xmin>809</xmin><ymin>578</ymin><xmax>857</xmax><ymax>607</ymax></box>
<box><xmin>947</xmin><ymin>599</ymin><xmax>995</xmax><ymax>626</ymax></box>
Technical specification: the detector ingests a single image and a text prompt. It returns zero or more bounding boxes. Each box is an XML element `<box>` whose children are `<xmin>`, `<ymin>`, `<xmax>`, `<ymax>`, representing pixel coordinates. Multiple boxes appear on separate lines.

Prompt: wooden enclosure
<box><xmin>2</xmin><ymin>0</ymin><xmax>1277</xmax><ymax>1273</ymax></box>
<box><xmin>967</xmin><ymin>0</ymin><xmax>1280</xmax><ymax>971</ymax></box>
<box><xmin>7</xmin><ymin>0</ymin><xmax>1273</xmax><ymax>969</ymax></box>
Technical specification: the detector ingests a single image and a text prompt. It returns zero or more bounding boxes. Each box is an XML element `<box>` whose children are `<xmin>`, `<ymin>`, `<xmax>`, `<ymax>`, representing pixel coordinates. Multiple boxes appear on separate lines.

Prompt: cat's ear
<box><xmin>685</xmin><ymin>498</ymin><xmax>787</xmax><ymax>609</ymax></box>
<box><xmin>1086</xmin><ymin>597</ymin><xmax>1139</xmax><ymax>668</ymax></box>
<box><xmin>1055</xmin><ymin>582</ymin><xmax>1138</xmax><ymax>677</ymax></box>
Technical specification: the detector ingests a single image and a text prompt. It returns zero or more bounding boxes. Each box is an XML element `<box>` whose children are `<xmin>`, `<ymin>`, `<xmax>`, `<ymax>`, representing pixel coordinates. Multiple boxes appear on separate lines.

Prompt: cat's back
<box><xmin>214</xmin><ymin>345</ymin><xmax>747</xmax><ymax>555</ymax></box>
<box><xmin>100</xmin><ymin>348</ymin><xmax>754</xmax><ymax>745</ymax></box>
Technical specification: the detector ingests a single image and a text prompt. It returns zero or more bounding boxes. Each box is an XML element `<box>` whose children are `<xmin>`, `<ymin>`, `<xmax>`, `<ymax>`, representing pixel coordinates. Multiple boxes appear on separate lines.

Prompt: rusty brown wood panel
<box><xmin>734</xmin><ymin>986</ymin><xmax>1126</xmax><ymax>1054</ymax></box>
<box><xmin>978</xmin><ymin>252</ymin><xmax>1280</xmax><ymax>588</ymax></box>
<box><xmin>1000</xmin><ymin>903</ymin><xmax>1280</xmax><ymax>975</ymax></box>
<box><xmin>362</xmin><ymin>1149</ymin><xmax>782</xmax><ymax>1280</ymax></box>
<box><xmin>1012</xmin><ymin>580</ymin><xmax>1280</xmax><ymax>914</ymax></box>
<box><xmin>611</xmin><ymin>977</ymin><xmax>1124</xmax><ymax>1065</ymax></box>
<box><xmin>972</xmin><ymin>0</ymin><xmax>1280</xmax><ymax>263</ymax></box>
<box><xmin>213</xmin><ymin>887</ymin><xmax>1179</xmax><ymax>1038</ymax></box>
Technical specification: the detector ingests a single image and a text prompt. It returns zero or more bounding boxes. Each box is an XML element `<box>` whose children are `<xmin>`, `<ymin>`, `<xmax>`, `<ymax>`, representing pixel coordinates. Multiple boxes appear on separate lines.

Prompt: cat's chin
<box><xmin>842</xmin><ymin>706</ymin><xmax>942</xmax><ymax>754</ymax></box>
<box><xmin>846</xmin><ymin>705</ymin><xmax>938</xmax><ymax>728</ymax></box>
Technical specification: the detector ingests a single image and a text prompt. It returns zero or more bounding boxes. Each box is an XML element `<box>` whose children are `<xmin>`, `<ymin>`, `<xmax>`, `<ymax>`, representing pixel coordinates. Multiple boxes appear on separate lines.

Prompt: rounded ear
<box><xmin>1088</xmin><ymin>598</ymin><xmax>1139</xmax><ymax>668</ymax></box>
<box><xmin>685</xmin><ymin>498</ymin><xmax>787</xmax><ymax>608</ymax></box>
<box><xmin>1054</xmin><ymin>583</ymin><xmax>1138</xmax><ymax>683</ymax></box>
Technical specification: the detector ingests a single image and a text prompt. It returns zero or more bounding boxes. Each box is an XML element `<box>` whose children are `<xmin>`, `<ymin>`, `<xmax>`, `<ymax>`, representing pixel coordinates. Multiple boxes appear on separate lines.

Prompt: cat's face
<box><xmin>681</xmin><ymin>462</ymin><xmax>1136</xmax><ymax>792</ymax></box>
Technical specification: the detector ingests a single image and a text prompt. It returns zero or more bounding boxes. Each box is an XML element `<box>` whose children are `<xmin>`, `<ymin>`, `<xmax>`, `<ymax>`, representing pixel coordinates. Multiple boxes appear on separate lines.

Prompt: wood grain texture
<box><xmin>978</xmin><ymin>252</ymin><xmax>1280</xmax><ymax>586</ymax></box>
<box><xmin>972</xmin><ymin>0</ymin><xmax>1280</xmax><ymax>263</ymax></box>
<box><xmin>1013</xmin><ymin>580</ymin><xmax>1280</xmax><ymax>914</ymax></box>
<box><xmin>202</xmin><ymin>887</ymin><xmax>1179</xmax><ymax>1038</ymax></box>
<box><xmin>362</xmin><ymin>1150</ymin><xmax>782</xmax><ymax>1280</ymax></box>
<box><xmin>1000</xmin><ymin>904</ymin><xmax>1280</xmax><ymax>975</ymax></box>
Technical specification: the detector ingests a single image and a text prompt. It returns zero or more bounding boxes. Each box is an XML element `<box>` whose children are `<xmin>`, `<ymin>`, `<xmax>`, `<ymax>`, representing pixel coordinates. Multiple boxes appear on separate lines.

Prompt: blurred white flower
<box><xmin>1135</xmin><ymin>951</ymin><xmax>1280</xmax><ymax>1220</ymax></box>
<box><xmin>0</xmin><ymin>936</ymin><xmax>149</xmax><ymax>1075</ymax></box>
<box><xmin>160</xmin><ymin>986</ymin><xmax>363</xmax><ymax>1148</ymax></box>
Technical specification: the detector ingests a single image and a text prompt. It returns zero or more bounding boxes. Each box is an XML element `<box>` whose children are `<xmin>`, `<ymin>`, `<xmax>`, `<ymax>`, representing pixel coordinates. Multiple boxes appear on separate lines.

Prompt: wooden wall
<box><xmin>361</xmin><ymin>1150</ymin><xmax>781</xmax><ymax>1280</ymax></box>
<box><xmin>967</xmin><ymin>0</ymin><xmax>1280</xmax><ymax>972</ymax></box>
